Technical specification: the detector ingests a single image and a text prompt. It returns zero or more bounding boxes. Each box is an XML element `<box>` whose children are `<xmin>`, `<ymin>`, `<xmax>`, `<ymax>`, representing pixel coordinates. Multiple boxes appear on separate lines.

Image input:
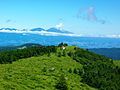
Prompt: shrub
<box><xmin>55</xmin><ymin>74</ymin><xmax>68</xmax><ymax>90</ymax></box>
<box><xmin>68</xmin><ymin>68</ymin><xmax>72</xmax><ymax>73</ymax></box>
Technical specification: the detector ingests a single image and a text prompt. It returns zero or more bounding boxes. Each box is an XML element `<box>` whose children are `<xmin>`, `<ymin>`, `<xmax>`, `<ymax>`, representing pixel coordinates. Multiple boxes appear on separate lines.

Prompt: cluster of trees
<box><xmin>55</xmin><ymin>74</ymin><xmax>68</xmax><ymax>90</ymax></box>
<box><xmin>57</xmin><ymin>43</ymin><xmax>68</xmax><ymax>57</ymax></box>
<box><xmin>57</xmin><ymin>50</ymin><xmax>67</xmax><ymax>57</ymax></box>
<box><xmin>68</xmin><ymin>68</ymin><xmax>83</xmax><ymax>75</ymax></box>
<box><xmin>58</xmin><ymin>43</ymin><xmax>68</xmax><ymax>47</ymax></box>
<box><xmin>0</xmin><ymin>46</ymin><xmax>56</xmax><ymax>64</ymax></box>
<box><xmin>70</xmin><ymin>48</ymin><xmax>120</xmax><ymax>90</ymax></box>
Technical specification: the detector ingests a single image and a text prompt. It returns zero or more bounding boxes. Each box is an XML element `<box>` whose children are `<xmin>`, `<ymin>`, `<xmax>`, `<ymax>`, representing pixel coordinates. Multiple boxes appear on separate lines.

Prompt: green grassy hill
<box><xmin>0</xmin><ymin>46</ymin><xmax>96</xmax><ymax>90</ymax></box>
<box><xmin>0</xmin><ymin>45</ymin><xmax>119</xmax><ymax>90</ymax></box>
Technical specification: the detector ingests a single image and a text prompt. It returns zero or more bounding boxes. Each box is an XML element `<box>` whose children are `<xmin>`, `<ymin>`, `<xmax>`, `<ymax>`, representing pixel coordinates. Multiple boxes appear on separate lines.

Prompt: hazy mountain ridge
<box><xmin>0</xmin><ymin>27</ymin><xmax>120</xmax><ymax>49</ymax></box>
<box><xmin>0</xmin><ymin>43</ymin><xmax>42</xmax><ymax>51</ymax></box>
<box><xmin>1</xmin><ymin>43</ymin><xmax>120</xmax><ymax>60</ymax></box>
<box><xmin>0</xmin><ymin>27</ymin><xmax>74</xmax><ymax>34</ymax></box>
<box><xmin>0</xmin><ymin>28</ymin><xmax>17</xmax><ymax>30</ymax></box>
<box><xmin>89</xmin><ymin>48</ymin><xmax>120</xmax><ymax>60</ymax></box>
<box><xmin>0</xmin><ymin>32</ymin><xmax>120</xmax><ymax>48</ymax></box>
<box><xmin>30</xmin><ymin>28</ymin><xmax>45</xmax><ymax>31</ymax></box>
<box><xmin>0</xmin><ymin>27</ymin><xmax>120</xmax><ymax>38</ymax></box>
<box><xmin>47</xmin><ymin>28</ymin><xmax>73</xmax><ymax>34</ymax></box>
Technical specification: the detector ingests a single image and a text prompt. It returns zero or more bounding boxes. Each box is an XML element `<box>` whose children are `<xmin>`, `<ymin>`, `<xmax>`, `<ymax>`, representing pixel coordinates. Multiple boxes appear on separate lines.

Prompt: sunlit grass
<box><xmin>0</xmin><ymin>46</ymin><xmax>96</xmax><ymax>90</ymax></box>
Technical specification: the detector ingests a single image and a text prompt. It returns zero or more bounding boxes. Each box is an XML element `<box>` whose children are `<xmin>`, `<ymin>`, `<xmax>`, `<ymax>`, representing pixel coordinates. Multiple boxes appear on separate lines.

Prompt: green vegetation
<box><xmin>58</xmin><ymin>42</ymin><xmax>68</xmax><ymax>47</ymax></box>
<box><xmin>0</xmin><ymin>47</ymin><xmax>95</xmax><ymax>90</ymax></box>
<box><xmin>55</xmin><ymin>74</ymin><xmax>68</xmax><ymax>90</ymax></box>
<box><xmin>72</xmin><ymin>48</ymin><xmax>120</xmax><ymax>90</ymax></box>
<box><xmin>0</xmin><ymin>45</ymin><xmax>56</xmax><ymax>64</ymax></box>
<box><xmin>114</xmin><ymin>60</ymin><xmax>120</xmax><ymax>67</ymax></box>
<box><xmin>0</xmin><ymin>43</ymin><xmax>119</xmax><ymax>90</ymax></box>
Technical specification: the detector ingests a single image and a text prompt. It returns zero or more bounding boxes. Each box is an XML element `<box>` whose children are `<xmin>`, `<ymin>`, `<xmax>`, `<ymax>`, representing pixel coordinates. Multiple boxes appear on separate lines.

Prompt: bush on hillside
<box><xmin>55</xmin><ymin>74</ymin><xmax>68</xmax><ymax>90</ymax></box>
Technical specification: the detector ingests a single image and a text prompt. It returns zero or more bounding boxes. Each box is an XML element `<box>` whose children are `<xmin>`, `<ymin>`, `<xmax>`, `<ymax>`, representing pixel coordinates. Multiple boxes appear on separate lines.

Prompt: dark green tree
<box><xmin>68</xmin><ymin>68</ymin><xmax>72</xmax><ymax>73</ymax></box>
<box><xmin>62</xmin><ymin>50</ymin><xmax>66</xmax><ymax>57</ymax></box>
<box><xmin>58</xmin><ymin>42</ymin><xmax>64</xmax><ymax>47</ymax></box>
<box><xmin>58</xmin><ymin>43</ymin><xmax>68</xmax><ymax>47</ymax></box>
<box><xmin>55</xmin><ymin>74</ymin><xmax>68</xmax><ymax>90</ymax></box>
<box><xmin>73</xmin><ymin>68</ymin><xmax>78</xmax><ymax>74</ymax></box>
<box><xmin>58</xmin><ymin>52</ymin><xmax>62</xmax><ymax>57</ymax></box>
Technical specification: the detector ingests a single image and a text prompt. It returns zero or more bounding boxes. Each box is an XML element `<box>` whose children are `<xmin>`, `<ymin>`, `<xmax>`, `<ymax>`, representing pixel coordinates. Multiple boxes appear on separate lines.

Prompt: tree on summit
<box><xmin>58</xmin><ymin>43</ymin><xmax>68</xmax><ymax>47</ymax></box>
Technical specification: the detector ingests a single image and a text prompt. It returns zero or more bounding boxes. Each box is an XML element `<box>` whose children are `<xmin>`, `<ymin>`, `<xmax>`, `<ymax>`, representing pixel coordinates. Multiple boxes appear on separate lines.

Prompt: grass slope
<box><xmin>113</xmin><ymin>60</ymin><xmax>120</xmax><ymax>67</ymax></box>
<box><xmin>0</xmin><ymin>46</ymin><xmax>96</xmax><ymax>90</ymax></box>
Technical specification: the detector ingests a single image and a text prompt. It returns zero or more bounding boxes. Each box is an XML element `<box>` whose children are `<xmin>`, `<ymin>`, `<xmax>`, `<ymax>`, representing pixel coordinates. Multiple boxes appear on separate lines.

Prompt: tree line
<box><xmin>0</xmin><ymin>45</ymin><xmax>56</xmax><ymax>64</ymax></box>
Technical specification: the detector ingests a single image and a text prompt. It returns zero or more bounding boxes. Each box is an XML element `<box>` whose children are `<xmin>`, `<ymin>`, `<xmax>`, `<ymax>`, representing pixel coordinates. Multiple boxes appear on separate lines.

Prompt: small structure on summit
<box><xmin>61</xmin><ymin>46</ymin><xmax>66</xmax><ymax>50</ymax></box>
<box><xmin>58</xmin><ymin>42</ymin><xmax>68</xmax><ymax>50</ymax></box>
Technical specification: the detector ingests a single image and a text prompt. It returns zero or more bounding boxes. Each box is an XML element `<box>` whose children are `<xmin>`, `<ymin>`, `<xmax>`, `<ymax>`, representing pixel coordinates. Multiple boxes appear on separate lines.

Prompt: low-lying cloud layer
<box><xmin>0</xmin><ymin>28</ymin><xmax>81</xmax><ymax>37</ymax></box>
<box><xmin>0</xmin><ymin>29</ymin><xmax>119</xmax><ymax>38</ymax></box>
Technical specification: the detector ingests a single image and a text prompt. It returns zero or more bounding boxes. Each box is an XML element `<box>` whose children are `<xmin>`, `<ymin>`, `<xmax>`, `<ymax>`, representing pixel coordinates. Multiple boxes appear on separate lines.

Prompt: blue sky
<box><xmin>0</xmin><ymin>0</ymin><xmax>120</xmax><ymax>35</ymax></box>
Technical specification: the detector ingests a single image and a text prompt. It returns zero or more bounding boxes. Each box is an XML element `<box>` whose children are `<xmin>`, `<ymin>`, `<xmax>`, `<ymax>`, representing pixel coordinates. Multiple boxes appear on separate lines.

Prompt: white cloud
<box><xmin>77</xmin><ymin>6</ymin><xmax>106</xmax><ymax>24</ymax></box>
<box><xmin>6</xmin><ymin>19</ymin><xmax>12</xmax><ymax>23</ymax></box>
<box><xmin>84</xmin><ymin>34</ymin><xmax>120</xmax><ymax>38</ymax></box>
<box><xmin>1</xmin><ymin>29</ymin><xmax>120</xmax><ymax>38</ymax></box>
<box><xmin>0</xmin><ymin>29</ymin><xmax>81</xmax><ymax>37</ymax></box>
<box><xmin>55</xmin><ymin>23</ymin><xmax>64</xmax><ymax>30</ymax></box>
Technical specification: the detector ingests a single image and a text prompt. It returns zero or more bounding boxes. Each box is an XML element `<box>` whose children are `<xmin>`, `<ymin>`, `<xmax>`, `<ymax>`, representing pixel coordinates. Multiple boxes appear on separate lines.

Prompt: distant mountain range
<box><xmin>89</xmin><ymin>48</ymin><xmax>120</xmax><ymax>60</ymax></box>
<box><xmin>0</xmin><ymin>27</ymin><xmax>120</xmax><ymax>38</ymax></box>
<box><xmin>30</xmin><ymin>28</ymin><xmax>45</xmax><ymax>31</ymax></box>
<box><xmin>0</xmin><ymin>43</ymin><xmax>42</xmax><ymax>51</ymax></box>
<box><xmin>0</xmin><ymin>27</ymin><xmax>79</xmax><ymax>47</ymax></box>
<box><xmin>0</xmin><ymin>27</ymin><xmax>120</xmax><ymax>48</ymax></box>
<box><xmin>0</xmin><ymin>27</ymin><xmax>76</xmax><ymax>36</ymax></box>
<box><xmin>0</xmin><ymin>28</ymin><xmax>17</xmax><ymax>30</ymax></box>
<box><xmin>47</xmin><ymin>28</ymin><xmax>73</xmax><ymax>34</ymax></box>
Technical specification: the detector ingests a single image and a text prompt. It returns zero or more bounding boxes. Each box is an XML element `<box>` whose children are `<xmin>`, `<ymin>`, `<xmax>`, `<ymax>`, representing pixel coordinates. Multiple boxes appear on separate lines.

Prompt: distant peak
<box><xmin>47</xmin><ymin>27</ymin><xmax>73</xmax><ymax>34</ymax></box>
<box><xmin>0</xmin><ymin>27</ymin><xmax>77</xmax><ymax>36</ymax></box>
<box><xmin>0</xmin><ymin>28</ymin><xmax>17</xmax><ymax>30</ymax></box>
<box><xmin>30</xmin><ymin>28</ymin><xmax>45</xmax><ymax>31</ymax></box>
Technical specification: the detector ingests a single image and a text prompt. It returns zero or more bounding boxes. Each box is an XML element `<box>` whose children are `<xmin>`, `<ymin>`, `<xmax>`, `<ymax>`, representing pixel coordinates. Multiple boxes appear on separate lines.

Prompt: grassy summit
<box><xmin>0</xmin><ymin>46</ymin><xmax>96</xmax><ymax>90</ymax></box>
